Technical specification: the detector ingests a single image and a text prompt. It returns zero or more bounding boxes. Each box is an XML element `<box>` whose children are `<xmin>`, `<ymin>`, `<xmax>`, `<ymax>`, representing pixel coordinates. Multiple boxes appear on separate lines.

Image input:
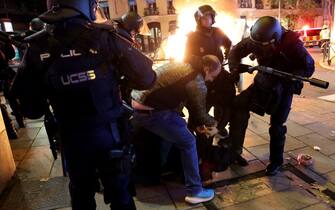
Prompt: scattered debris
<box><xmin>297</xmin><ymin>154</ymin><xmax>313</xmax><ymax>166</ymax></box>
<box><xmin>313</xmin><ymin>146</ymin><xmax>321</xmax><ymax>151</ymax></box>
<box><xmin>39</xmin><ymin>178</ymin><xmax>50</xmax><ymax>182</ymax></box>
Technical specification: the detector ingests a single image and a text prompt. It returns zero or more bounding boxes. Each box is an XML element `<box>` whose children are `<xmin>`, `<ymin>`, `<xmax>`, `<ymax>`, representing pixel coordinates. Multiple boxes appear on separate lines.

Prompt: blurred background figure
<box><xmin>0</xmin><ymin>41</ymin><xmax>20</xmax><ymax>138</ymax></box>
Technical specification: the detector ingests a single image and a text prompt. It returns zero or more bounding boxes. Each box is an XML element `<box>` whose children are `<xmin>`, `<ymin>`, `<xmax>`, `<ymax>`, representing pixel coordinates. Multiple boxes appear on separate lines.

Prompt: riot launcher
<box><xmin>248</xmin><ymin>66</ymin><xmax>329</xmax><ymax>89</ymax></box>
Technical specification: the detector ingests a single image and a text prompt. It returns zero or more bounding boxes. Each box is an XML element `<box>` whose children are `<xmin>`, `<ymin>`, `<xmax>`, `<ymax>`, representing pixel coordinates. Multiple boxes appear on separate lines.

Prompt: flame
<box><xmin>161</xmin><ymin>2</ymin><xmax>246</xmax><ymax>61</ymax></box>
<box><xmin>302</xmin><ymin>25</ymin><xmax>310</xmax><ymax>37</ymax></box>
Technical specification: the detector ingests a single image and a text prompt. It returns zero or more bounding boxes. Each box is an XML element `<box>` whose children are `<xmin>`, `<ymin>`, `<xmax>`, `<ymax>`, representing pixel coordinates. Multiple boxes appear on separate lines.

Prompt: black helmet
<box><xmin>194</xmin><ymin>5</ymin><xmax>216</xmax><ymax>25</ymax></box>
<box><xmin>119</xmin><ymin>11</ymin><xmax>144</xmax><ymax>34</ymax></box>
<box><xmin>30</xmin><ymin>18</ymin><xmax>45</xmax><ymax>32</ymax></box>
<box><xmin>58</xmin><ymin>0</ymin><xmax>98</xmax><ymax>22</ymax></box>
<box><xmin>250</xmin><ymin>16</ymin><xmax>283</xmax><ymax>45</ymax></box>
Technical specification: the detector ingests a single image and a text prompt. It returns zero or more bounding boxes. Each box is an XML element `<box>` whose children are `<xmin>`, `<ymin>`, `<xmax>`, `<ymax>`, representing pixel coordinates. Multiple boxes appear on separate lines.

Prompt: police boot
<box><xmin>15</xmin><ymin>114</ymin><xmax>25</xmax><ymax>128</ymax></box>
<box><xmin>0</xmin><ymin>104</ymin><xmax>18</xmax><ymax>139</ymax></box>
<box><xmin>230</xmin><ymin>151</ymin><xmax>248</xmax><ymax>167</ymax></box>
<box><xmin>265</xmin><ymin>162</ymin><xmax>282</xmax><ymax>176</ymax></box>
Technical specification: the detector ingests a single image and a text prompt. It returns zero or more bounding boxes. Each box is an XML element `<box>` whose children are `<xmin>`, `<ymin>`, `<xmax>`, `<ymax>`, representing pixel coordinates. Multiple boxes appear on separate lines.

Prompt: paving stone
<box><xmin>16</xmin><ymin>146</ymin><xmax>54</xmax><ymax>180</ymax></box>
<box><xmin>211</xmin><ymin>168</ymin><xmax>239</xmax><ymax>183</ymax></box>
<box><xmin>32</xmin><ymin>137</ymin><xmax>50</xmax><ymax>147</ymax></box>
<box><xmin>245</xmin><ymin>144</ymin><xmax>269</xmax><ymax>164</ymax></box>
<box><xmin>217</xmin><ymin>190</ymin><xmax>320</xmax><ymax>210</ymax></box>
<box><xmin>296</xmin><ymin>133</ymin><xmax>335</xmax><ymax>155</ymax></box>
<box><xmin>289</xmin><ymin>147</ymin><xmax>335</xmax><ymax>174</ymax></box>
<box><xmin>95</xmin><ymin>193</ymin><xmax>111</xmax><ymax>210</ymax></box>
<box><xmin>243</xmin><ymin>131</ymin><xmax>268</xmax><ymax>148</ymax></box>
<box><xmin>313</xmin><ymin>112</ymin><xmax>335</xmax><ymax>122</ymax></box>
<box><xmin>11</xmin><ymin>148</ymin><xmax>29</xmax><ymax>161</ymax></box>
<box><xmin>16</xmin><ymin>127</ymin><xmax>41</xmax><ymax>141</ymax></box>
<box><xmin>251</xmin><ymin>113</ymin><xmax>270</xmax><ymax>124</ymax></box>
<box><xmin>305</xmin><ymin>122</ymin><xmax>335</xmax><ymax>140</ymax></box>
<box><xmin>288</xmin><ymin>111</ymin><xmax>319</xmax><ymax>125</ymax></box>
<box><xmin>135</xmin><ymin>196</ymin><xmax>176</xmax><ymax>210</ymax></box>
<box><xmin>301</xmin><ymin>202</ymin><xmax>334</xmax><ymax>210</ymax></box>
<box><xmin>9</xmin><ymin>139</ymin><xmax>33</xmax><ymax>150</ymax></box>
<box><xmin>321</xmin><ymin>112</ymin><xmax>335</xmax><ymax>120</ymax></box>
<box><xmin>326</xmin><ymin>170</ymin><xmax>335</xmax><ymax>185</ymax></box>
<box><xmin>246</xmin><ymin>116</ymin><xmax>269</xmax><ymax>135</ymax></box>
<box><xmin>262</xmin><ymin>171</ymin><xmax>310</xmax><ymax>192</ymax></box>
<box><xmin>286</xmin><ymin>121</ymin><xmax>314</xmax><ymax>137</ymax></box>
<box><xmin>213</xmin><ymin>179</ymin><xmax>273</xmax><ymax>208</ymax></box>
<box><xmin>24</xmin><ymin>121</ymin><xmax>44</xmax><ymax>128</ymax></box>
<box><xmin>242</xmin><ymin>148</ymin><xmax>257</xmax><ymax>162</ymax></box>
<box><xmin>308</xmin><ymin>101</ymin><xmax>335</xmax><ymax>114</ymax></box>
<box><xmin>24</xmin><ymin>118</ymin><xmax>44</xmax><ymax>123</ymax></box>
<box><xmin>188</xmin><ymin>207</ymin><xmax>207</xmax><ymax>210</ymax></box>
<box><xmin>135</xmin><ymin>184</ymin><xmax>169</xmax><ymax>200</ymax></box>
<box><xmin>36</xmin><ymin>126</ymin><xmax>48</xmax><ymax>139</ymax></box>
<box><xmin>55</xmin><ymin>193</ymin><xmax>138</xmax><ymax>210</ymax></box>
<box><xmin>165</xmin><ymin>182</ymin><xmax>204</xmax><ymax>210</ymax></box>
<box><xmin>49</xmin><ymin>155</ymin><xmax>64</xmax><ymax>178</ymax></box>
<box><xmin>230</xmin><ymin>160</ymin><xmax>266</xmax><ymax>177</ymax></box>
<box><xmin>259</xmin><ymin>133</ymin><xmax>309</xmax><ymax>152</ymax></box>
<box><xmin>0</xmin><ymin>176</ymin><xmax>70</xmax><ymax>210</ymax></box>
<box><xmin>284</xmin><ymin>135</ymin><xmax>307</xmax><ymax>152</ymax></box>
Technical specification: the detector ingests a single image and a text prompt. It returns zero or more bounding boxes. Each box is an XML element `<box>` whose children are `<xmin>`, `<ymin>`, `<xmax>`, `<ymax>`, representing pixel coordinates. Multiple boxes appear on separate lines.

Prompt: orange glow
<box><xmin>162</xmin><ymin>2</ymin><xmax>244</xmax><ymax>61</ymax></box>
<box><xmin>302</xmin><ymin>25</ymin><xmax>310</xmax><ymax>37</ymax></box>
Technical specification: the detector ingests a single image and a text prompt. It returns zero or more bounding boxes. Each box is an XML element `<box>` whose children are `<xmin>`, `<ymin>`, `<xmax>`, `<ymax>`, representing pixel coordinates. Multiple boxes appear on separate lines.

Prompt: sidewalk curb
<box><xmin>319</xmin><ymin>60</ymin><xmax>335</xmax><ymax>71</ymax></box>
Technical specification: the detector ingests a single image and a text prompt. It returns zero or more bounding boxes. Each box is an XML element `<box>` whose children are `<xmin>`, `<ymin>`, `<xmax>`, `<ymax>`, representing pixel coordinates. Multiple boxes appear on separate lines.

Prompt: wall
<box><xmin>0</xmin><ymin>110</ymin><xmax>15</xmax><ymax>194</ymax></box>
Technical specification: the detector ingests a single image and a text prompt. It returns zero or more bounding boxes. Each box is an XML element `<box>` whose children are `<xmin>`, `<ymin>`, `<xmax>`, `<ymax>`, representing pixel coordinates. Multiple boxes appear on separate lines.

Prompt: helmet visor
<box><xmin>250</xmin><ymin>35</ymin><xmax>276</xmax><ymax>46</ymax></box>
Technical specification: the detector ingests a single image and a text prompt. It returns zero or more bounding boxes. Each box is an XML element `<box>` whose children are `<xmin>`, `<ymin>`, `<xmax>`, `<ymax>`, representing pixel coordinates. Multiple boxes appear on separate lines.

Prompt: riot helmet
<box><xmin>250</xmin><ymin>16</ymin><xmax>283</xmax><ymax>46</ymax></box>
<box><xmin>194</xmin><ymin>5</ymin><xmax>216</xmax><ymax>26</ymax></box>
<box><xmin>119</xmin><ymin>11</ymin><xmax>144</xmax><ymax>34</ymax></box>
<box><xmin>57</xmin><ymin>0</ymin><xmax>98</xmax><ymax>22</ymax></box>
<box><xmin>29</xmin><ymin>18</ymin><xmax>45</xmax><ymax>32</ymax></box>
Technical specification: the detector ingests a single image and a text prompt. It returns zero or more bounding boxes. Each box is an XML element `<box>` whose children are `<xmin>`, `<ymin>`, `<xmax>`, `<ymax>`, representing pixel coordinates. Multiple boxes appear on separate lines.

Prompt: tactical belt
<box><xmin>60</xmin><ymin>107</ymin><xmax>122</xmax><ymax>128</ymax></box>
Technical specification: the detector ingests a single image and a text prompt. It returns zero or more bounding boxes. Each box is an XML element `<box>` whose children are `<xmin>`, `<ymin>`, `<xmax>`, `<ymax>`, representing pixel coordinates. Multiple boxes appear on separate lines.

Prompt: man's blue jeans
<box><xmin>132</xmin><ymin>110</ymin><xmax>203</xmax><ymax>195</ymax></box>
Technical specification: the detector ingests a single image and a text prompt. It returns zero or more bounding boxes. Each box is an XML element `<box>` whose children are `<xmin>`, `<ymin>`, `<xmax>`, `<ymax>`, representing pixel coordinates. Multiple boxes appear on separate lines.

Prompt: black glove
<box><xmin>290</xmin><ymin>80</ymin><xmax>304</xmax><ymax>95</ymax></box>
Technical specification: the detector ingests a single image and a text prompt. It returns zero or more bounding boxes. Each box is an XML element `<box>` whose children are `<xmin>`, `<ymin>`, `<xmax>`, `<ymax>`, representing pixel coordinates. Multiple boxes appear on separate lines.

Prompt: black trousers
<box><xmin>62</xmin><ymin>124</ymin><xmax>136</xmax><ymax>210</ymax></box>
<box><xmin>230</xmin><ymin>85</ymin><xmax>293</xmax><ymax>165</ymax></box>
<box><xmin>206</xmin><ymin>70</ymin><xmax>236</xmax><ymax>135</ymax></box>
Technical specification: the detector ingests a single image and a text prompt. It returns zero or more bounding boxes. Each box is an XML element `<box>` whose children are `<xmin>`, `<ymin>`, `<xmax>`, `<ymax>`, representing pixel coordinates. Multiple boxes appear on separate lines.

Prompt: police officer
<box><xmin>228</xmin><ymin>16</ymin><xmax>315</xmax><ymax>175</ymax></box>
<box><xmin>184</xmin><ymin>5</ymin><xmax>246</xmax><ymax>167</ymax></box>
<box><xmin>13</xmin><ymin>18</ymin><xmax>45</xmax><ymax>43</ymax></box>
<box><xmin>0</xmin><ymin>41</ymin><xmax>19</xmax><ymax>138</ymax></box>
<box><xmin>185</xmin><ymin>5</ymin><xmax>231</xmax><ymax>62</ymax></box>
<box><xmin>114</xmin><ymin>11</ymin><xmax>145</xmax><ymax>104</ymax></box>
<box><xmin>114</xmin><ymin>11</ymin><xmax>144</xmax><ymax>42</ymax></box>
<box><xmin>11</xmin><ymin>0</ymin><xmax>156</xmax><ymax>209</ymax></box>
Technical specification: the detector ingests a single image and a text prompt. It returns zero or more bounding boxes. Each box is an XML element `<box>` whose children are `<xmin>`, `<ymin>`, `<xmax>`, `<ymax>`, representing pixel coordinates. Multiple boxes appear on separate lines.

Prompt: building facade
<box><xmin>101</xmin><ymin>0</ymin><xmax>326</xmax><ymax>52</ymax></box>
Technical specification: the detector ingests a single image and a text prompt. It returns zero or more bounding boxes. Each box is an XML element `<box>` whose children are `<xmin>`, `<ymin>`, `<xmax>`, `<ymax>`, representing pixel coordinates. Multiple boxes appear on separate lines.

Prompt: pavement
<box><xmin>1</xmin><ymin>48</ymin><xmax>335</xmax><ymax>209</ymax></box>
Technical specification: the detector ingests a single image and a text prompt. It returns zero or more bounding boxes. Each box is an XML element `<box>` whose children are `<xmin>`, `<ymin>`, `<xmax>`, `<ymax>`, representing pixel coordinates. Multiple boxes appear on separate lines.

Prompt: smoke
<box><xmin>173</xmin><ymin>0</ymin><xmax>238</xmax><ymax>16</ymax></box>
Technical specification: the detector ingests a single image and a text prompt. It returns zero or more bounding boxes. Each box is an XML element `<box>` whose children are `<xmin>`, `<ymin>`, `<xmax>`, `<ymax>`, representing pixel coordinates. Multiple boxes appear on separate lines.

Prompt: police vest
<box><xmin>45</xmin><ymin>46</ymin><xmax>121</xmax><ymax>125</ymax></box>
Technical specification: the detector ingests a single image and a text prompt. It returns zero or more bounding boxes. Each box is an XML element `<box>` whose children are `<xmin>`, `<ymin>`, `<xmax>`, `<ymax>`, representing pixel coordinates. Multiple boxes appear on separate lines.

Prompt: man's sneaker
<box><xmin>185</xmin><ymin>189</ymin><xmax>215</xmax><ymax>204</ymax></box>
<box><xmin>265</xmin><ymin>163</ymin><xmax>282</xmax><ymax>176</ymax></box>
